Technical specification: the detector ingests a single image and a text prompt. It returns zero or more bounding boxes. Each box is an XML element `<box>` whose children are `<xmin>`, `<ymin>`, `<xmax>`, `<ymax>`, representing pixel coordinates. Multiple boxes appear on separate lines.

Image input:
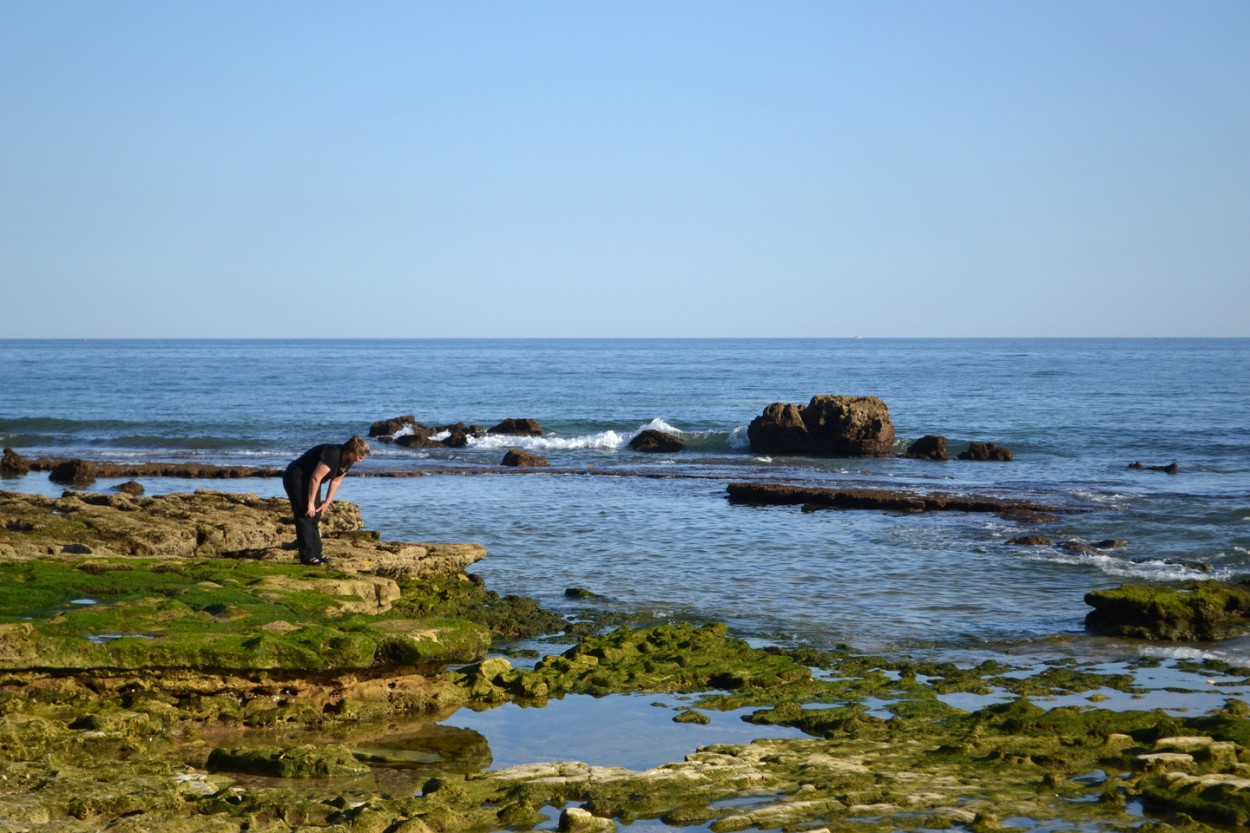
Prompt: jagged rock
<box><xmin>489</xmin><ymin>418</ymin><xmax>544</xmax><ymax>437</ymax></box>
<box><xmin>206</xmin><ymin>744</ymin><xmax>371</xmax><ymax>777</ymax></box>
<box><xmin>958</xmin><ymin>442</ymin><xmax>1013</xmax><ymax>461</ymax></box>
<box><xmin>502</xmin><ymin>449</ymin><xmax>549</xmax><ymax>467</ymax></box>
<box><xmin>1008</xmin><ymin>536</ymin><xmax>1052</xmax><ymax>546</ymax></box>
<box><xmin>369</xmin><ymin>415</ymin><xmax>417</xmax><ymax>438</ymax></box>
<box><xmin>629</xmin><ymin>430</ymin><xmax>685</xmax><ymax>453</ymax></box>
<box><xmin>30</xmin><ymin>459</ymin><xmax>281</xmax><ymax>479</ymax></box>
<box><xmin>1</xmin><ymin>448</ymin><xmax>30</xmax><ymax>476</ymax></box>
<box><xmin>49</xmin><ymin>459</ymin><xmax>98</xmax><ymax>484</ymax></box>
<box><xmin>747</xmin><ymin>395</ymin><xmax>895</xmax><ymax>457</ymax></box>
<box><xmin>115</xmin><ymin>480</ymin><xmax>145</xmax><ymax>496</ymax></box>
<box><xmin>905</xmin><ymin>435</ymin><xmax>948</xmax><ymax>461</ymax></box>
<box><xmin>1129</xmin><ymin>461</ymin><xmax>1179</xmax><ymax>474</ymax></box>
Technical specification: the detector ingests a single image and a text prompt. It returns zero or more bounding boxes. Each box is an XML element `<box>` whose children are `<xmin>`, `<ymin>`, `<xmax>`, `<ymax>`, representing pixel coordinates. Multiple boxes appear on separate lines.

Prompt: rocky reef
<box><xmin>726</xmin><ymin>482</ymin><xmax>1066</xmax><ymax>518</ymax></box>
<box><xmin>1</xmin><ymin>487</ymin><xmax>1247</xmax><ymax>833</ymax></box>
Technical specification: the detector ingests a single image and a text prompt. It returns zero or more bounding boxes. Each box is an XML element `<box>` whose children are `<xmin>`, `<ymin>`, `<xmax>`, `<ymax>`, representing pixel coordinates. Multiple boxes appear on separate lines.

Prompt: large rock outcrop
<box><xmin>0</xmin><ymin>489</ymin><xmax>484</xmax><ymax>579</ymax></box>
<box><xmin>629</xmin><ymin>429</ymin><xmax>685</xmax><ymax>453</ymax></box>
<box><xmin>747</xmin><ymin>395</ymin><xmax>895</xmax><ymax>457</ymax></box>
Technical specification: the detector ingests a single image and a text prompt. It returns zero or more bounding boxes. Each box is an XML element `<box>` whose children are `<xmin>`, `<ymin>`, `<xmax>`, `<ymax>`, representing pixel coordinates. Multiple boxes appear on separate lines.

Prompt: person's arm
<box><xmin>305</xmin><ymin>462</ymin><xmax>331</xmax><ymax>517</ymax></box>
<box><xmin>318</xmin><ymin>474</ymin><xmax>345</xmax><ymax>516</ymax></box>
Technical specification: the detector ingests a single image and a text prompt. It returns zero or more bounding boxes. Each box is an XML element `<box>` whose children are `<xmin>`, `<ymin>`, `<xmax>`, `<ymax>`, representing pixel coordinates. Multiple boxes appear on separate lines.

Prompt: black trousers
<box><xmin>282</xmin><ymin>464</ymin><xmax>321</xmax><ymax>562</ymax></box>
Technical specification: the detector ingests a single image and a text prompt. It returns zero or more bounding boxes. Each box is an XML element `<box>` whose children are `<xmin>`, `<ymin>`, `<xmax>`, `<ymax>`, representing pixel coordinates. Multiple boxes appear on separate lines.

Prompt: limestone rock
<box><xmin>115</xmin><ymin>480</ymin><xmax>145</xmax><ymax>496</ymax></box>
<box><xmin>502</xmin><ymin>449</ymin><xmax>549</xmax><ymax>467</ymax></box>
<box><xmin>629</xmin><ymin>429</ymin><xmax>685</xmax><ymax>453</ymax></box>
<box><xmin>748</xmin><ymin>395</ymin><xmax>895</xmax><ymax>457</ymax></box>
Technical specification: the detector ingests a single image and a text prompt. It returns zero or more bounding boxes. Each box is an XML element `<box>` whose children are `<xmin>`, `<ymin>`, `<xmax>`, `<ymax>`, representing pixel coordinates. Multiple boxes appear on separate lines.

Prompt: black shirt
<box><xmin>289</xmin><ymin>444</ymin><xmax>352</xmax><ymax>496</ymax></box>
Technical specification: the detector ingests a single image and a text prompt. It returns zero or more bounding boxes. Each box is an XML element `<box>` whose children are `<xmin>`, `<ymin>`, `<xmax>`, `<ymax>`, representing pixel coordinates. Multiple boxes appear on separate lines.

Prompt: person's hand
<box><xmin>305</xmin><ymin>506</ymin><xmax>317</xmax><ymax>519</ymax></box>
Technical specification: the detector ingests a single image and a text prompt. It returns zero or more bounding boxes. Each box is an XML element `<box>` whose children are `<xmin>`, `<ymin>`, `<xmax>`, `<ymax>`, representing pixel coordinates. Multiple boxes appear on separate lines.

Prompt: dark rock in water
<box><xmin>629</xmin><ymin>429</ymin><xmax>685</xmax><ymax>453</ymax></box>
<box><xmin>369</xmin><ymin>415</ymin><xmax>417</xmax><ymax>438</ymax></box>
<box><xmin>1129</xmin><ymin>556</ymin><xmax>1213</xmax><ymax>573</ymax></box>
<box><xmin>49</xmin><ymin>459</ymin><xmax>98</xmax><ymax>485</ymax></box>
<box><xmin>394</xmin><ymin>426</ymin><xmax>440</xmax><ymax>448</ymax></box>
<box><xmin>1</xmin><ymin>448</ymin><xmax>30</xmax><ymax>476</ymax></box>
<box><xmin>1128</xmin><ymin>461</ymin><xmax>1179</xmax><ymax>474</ymax></box>
<box><xmin>748</xmin><ymin>395</ymin><xmax>895</xmax><ymax>457</ymax></box>
<box><xmin>727</xmin><ymin>482</ymin><xmax>1063</xmax><ymax>516</ymax></box>
<box><xmin>905</xmin><ymin>435</ymin><xmax>948</xmax><ymax>461</ymax></box>
<box><xmin>958</xmin><ymin>442</ymin><xmax>1013</xmax><ymax>461</ymax></box>
<box><xmin>441</xmin><ymin>423</ymin><xmax>472</xmax><ymax>448</ymax></box>
<box><xmin>488</xmin><ymin>418</ymin><xmax>544</xmax><ymax>437</ymax></box>
<box><xmin>1060</xmin><ymin>539</ymin><xmax>1127</xmax><ymax>553</ymax></box>
<box><xmin>115</xmin><ymin>480</ymin><xmax>145</xmax><ymax>496</ymax></box>
<box><xmin>502</xmin><ymin>449</ymin><xmax>549</xmax><ymax>468</ymax></box>
<box><xmin>1008</xmin><ymin>536</ymin><xmax>1052</xmax><ymax>546</ymax></box>
<box><xmin>999</xmin><ymin>510</ymin><xmax>1061</xmax><ymax>524</ymax></box>
<box><xmin>1085</xmin><ymin>579</ymin><xmax>1250</xmax><ymax>640</ymax></box>
<box><xmin>564</xmin><ymin>587</ymin><xmax>602</xmax><ymax>600</ymax></box>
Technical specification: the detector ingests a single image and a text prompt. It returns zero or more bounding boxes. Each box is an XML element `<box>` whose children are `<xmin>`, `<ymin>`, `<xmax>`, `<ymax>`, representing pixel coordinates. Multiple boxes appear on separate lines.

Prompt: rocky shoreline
<box><xmin>0</xmin><ymin>485</ymin><xmax>1248</xmax><ymax>832</ymax></box>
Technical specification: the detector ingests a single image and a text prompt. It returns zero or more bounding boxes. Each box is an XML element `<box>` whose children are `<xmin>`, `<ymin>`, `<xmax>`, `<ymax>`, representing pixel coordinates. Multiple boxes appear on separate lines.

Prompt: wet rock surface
<box><xmin>502</xmin><ymin>449</ymin><xmax>550</xmax><ymax>467</ymax></box>
<box><xmin>727</xmin><ymin>482</ymin><xmax>1067</xmax><ymax>516</ymax></box>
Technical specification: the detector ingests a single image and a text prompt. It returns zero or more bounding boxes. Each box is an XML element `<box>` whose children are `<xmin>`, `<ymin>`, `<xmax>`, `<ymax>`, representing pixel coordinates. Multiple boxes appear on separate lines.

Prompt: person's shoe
<box><xmin>300</xmin><ymin>554</ymin><xmax>331</xmax><ymax>566</ymax></box>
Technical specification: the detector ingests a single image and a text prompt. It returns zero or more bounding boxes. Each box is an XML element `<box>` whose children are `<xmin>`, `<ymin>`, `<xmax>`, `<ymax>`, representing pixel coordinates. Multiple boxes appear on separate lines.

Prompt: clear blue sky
<box><xmin>2</xmin><ymin>1</ymin><xmax>1247</xmax><ymax>337</ymax></box>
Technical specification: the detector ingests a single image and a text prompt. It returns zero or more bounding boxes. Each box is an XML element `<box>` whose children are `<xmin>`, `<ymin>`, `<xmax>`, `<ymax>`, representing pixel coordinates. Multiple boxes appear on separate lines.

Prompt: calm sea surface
<box><xmin>2</xmin><ymin>339</ymin><xmax>1248</xmax><ymax>663</ymax></box>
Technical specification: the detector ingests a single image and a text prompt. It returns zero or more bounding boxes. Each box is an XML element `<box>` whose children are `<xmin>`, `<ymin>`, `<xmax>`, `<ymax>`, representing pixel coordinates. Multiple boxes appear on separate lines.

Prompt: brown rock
<box><xmin>747</xmin><ymin>395</ymin><xmax>895</xmax><ymax>457</ymax></box>
<box><xmin>905</xmin><ymin>435</ymin><xmax>948</xmax><ymax>461</ymax></box>
<box><xmin>501</xmin><ymin>449</ymin><xmax>549</xmax><ymax>467</ymax></box>
<box><xmin>369</xmin><ymin>415</ymin><xmax>417</xmax><ymax>438</ymax></box>
<box><xmin>1008</xmin><ymin>536</ymin><xmax>1052</xmax><ymax>546</ymax></box>
<box><xmin>958</xmin><ymin>442</ymin><xmax>1013</xmax><ymax>461</ymax></box>
<box><xmin>1128</xmin><ymin>461</ymin><xmax>1179</xmax><ymax>474</ymax></box>
<box><xmin>115</xmin><ymin>480</ymin><xmax>145</xmax><ymax>496</ymax></box>
<box><xmin>488</xmin><ymin>418</ymin><xmax>544</xmax><ymax>437</ymax></box>
<box><xmin>0</xmin><ymin>448</ymin><xmax>30</xmax><ymax>477</ymax></box>
<box><xmin>629</xmin><ymin>429</ymin><xmax>685</xmax><ymax>453</ymax></box>
<box><xmin>49</xmin><ymin>459</ymin><xmax>98</xmax><ymax>484</ymax></box>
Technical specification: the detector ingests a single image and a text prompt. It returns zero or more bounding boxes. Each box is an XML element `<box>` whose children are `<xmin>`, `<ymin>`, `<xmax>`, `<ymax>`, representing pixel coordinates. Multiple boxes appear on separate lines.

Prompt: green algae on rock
<box><xmin>206</xmin><ymin>744</ymin><xmax>372</xmax><ymax>778</ymax></box>
<box><xmin>1085</xmin><ymin>579</ymin><xmax>1250</xmax><ymax>641</ymax></box>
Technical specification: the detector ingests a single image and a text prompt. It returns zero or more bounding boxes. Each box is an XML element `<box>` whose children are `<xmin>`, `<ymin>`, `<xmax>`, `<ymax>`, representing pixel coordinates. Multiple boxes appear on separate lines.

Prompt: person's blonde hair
<box><xmin>344</xmin><ymin>434</ymin><xmax>371</xmax><ymax>459</ymax></box>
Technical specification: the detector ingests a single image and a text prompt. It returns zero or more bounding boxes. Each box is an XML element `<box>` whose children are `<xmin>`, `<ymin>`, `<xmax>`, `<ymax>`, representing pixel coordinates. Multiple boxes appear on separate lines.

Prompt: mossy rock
<box><xmin>1085</xmin><ymin>580</ymin><xmax>1250</xmax><ymax>641</ymax></box>
<box><xmin>206</xmin><ymin>743</ymin><xmax>371</xmax><ymax>778</ymax></box>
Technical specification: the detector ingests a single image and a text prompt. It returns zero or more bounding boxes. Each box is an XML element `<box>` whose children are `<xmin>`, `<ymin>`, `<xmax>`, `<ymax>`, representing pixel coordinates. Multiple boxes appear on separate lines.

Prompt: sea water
<box><xmin>2</xmin><ymin>338</ymin><xmax>1248</xmax><ymax>660</ymax></box>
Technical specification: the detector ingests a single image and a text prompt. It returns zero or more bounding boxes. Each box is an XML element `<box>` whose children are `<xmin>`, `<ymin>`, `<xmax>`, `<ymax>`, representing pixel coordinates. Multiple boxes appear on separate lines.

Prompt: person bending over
<box><xmin>283</xmin><ymin>434</ymin><xmax>370</xmax><ymax>565</ymax></box>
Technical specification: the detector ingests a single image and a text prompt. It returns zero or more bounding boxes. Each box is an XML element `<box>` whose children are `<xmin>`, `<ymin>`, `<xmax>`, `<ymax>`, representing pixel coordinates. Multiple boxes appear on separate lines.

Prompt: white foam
<box><xmin>465</xmin><ymin>418</ymin><xmax>684</xmax><ymax>453</ymax></box>
<box><xmin>728</xmin><ymin>426</ymin><xmax>751</xmax><ymax>450</ymax></box>
<box><xmin>1019</xmin><ymin>549</ymin><xmax>1234</xmax><ymax>583</ymax></box>
<box><xmin>1139</xmin><ymin>645</ymin><xmax>1250</xmax><ymax>670</ymax></box>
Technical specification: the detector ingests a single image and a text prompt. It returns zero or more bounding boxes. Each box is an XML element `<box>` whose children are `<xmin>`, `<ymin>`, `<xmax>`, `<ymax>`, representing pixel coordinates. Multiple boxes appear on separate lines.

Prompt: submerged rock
<box><xmin>207</xmin><ymin>743</ymin><xmax>371</xmax><ymax>778</ymax></box>
<box><xmin>957</xmin><ymin>442</ymin><xmax>1013</xmax><ymax>461</ymax></box>
<box><xmin>629</xmin><ymin>429</ymin><xmax>685</xmax><ymax>453</ymax></box>
<box><xmin>748</xmin><ymin>395</ymin><xmax>895</xmax><ymax>457</ymax></box>
<box><xmin>489</xmin><ymin>418</ymin><xmax>544</xmax><ymax>437</ymax></box>
<box><xmin>904</xmin><ymin>435</ymin><xmax>948</xmax><ymax>461</ymax></box>
<box><xmin>727</xmin><ymin>482</ymin><xmax>1064</xmax><ymax>516</ymax></box>
<box><xmin>1129</xmin><ymin>461</ymin><xmax>1180</xmax><ymax>474</ymax></box>
<box><xmin>502</xmin><ymin>448</ymin><xmax>549</xmax><ymax>467</ymax></box>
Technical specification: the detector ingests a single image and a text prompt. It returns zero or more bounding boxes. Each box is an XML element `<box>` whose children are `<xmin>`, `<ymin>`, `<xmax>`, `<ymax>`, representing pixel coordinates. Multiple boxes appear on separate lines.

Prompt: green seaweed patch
<box><xmin>0</xmin><ymin>557</ymin><xmax>491</xmax><ymax>672</ymax></box>
<box><xmin>206</xmin><ymin>743</ymin><xmax>372</xmax><ymax>778</ymax></box>
<box><xmin>1085</xmin><ymin>580</ymin><xmax>1250</xmax><ymax>641</ymax></box>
